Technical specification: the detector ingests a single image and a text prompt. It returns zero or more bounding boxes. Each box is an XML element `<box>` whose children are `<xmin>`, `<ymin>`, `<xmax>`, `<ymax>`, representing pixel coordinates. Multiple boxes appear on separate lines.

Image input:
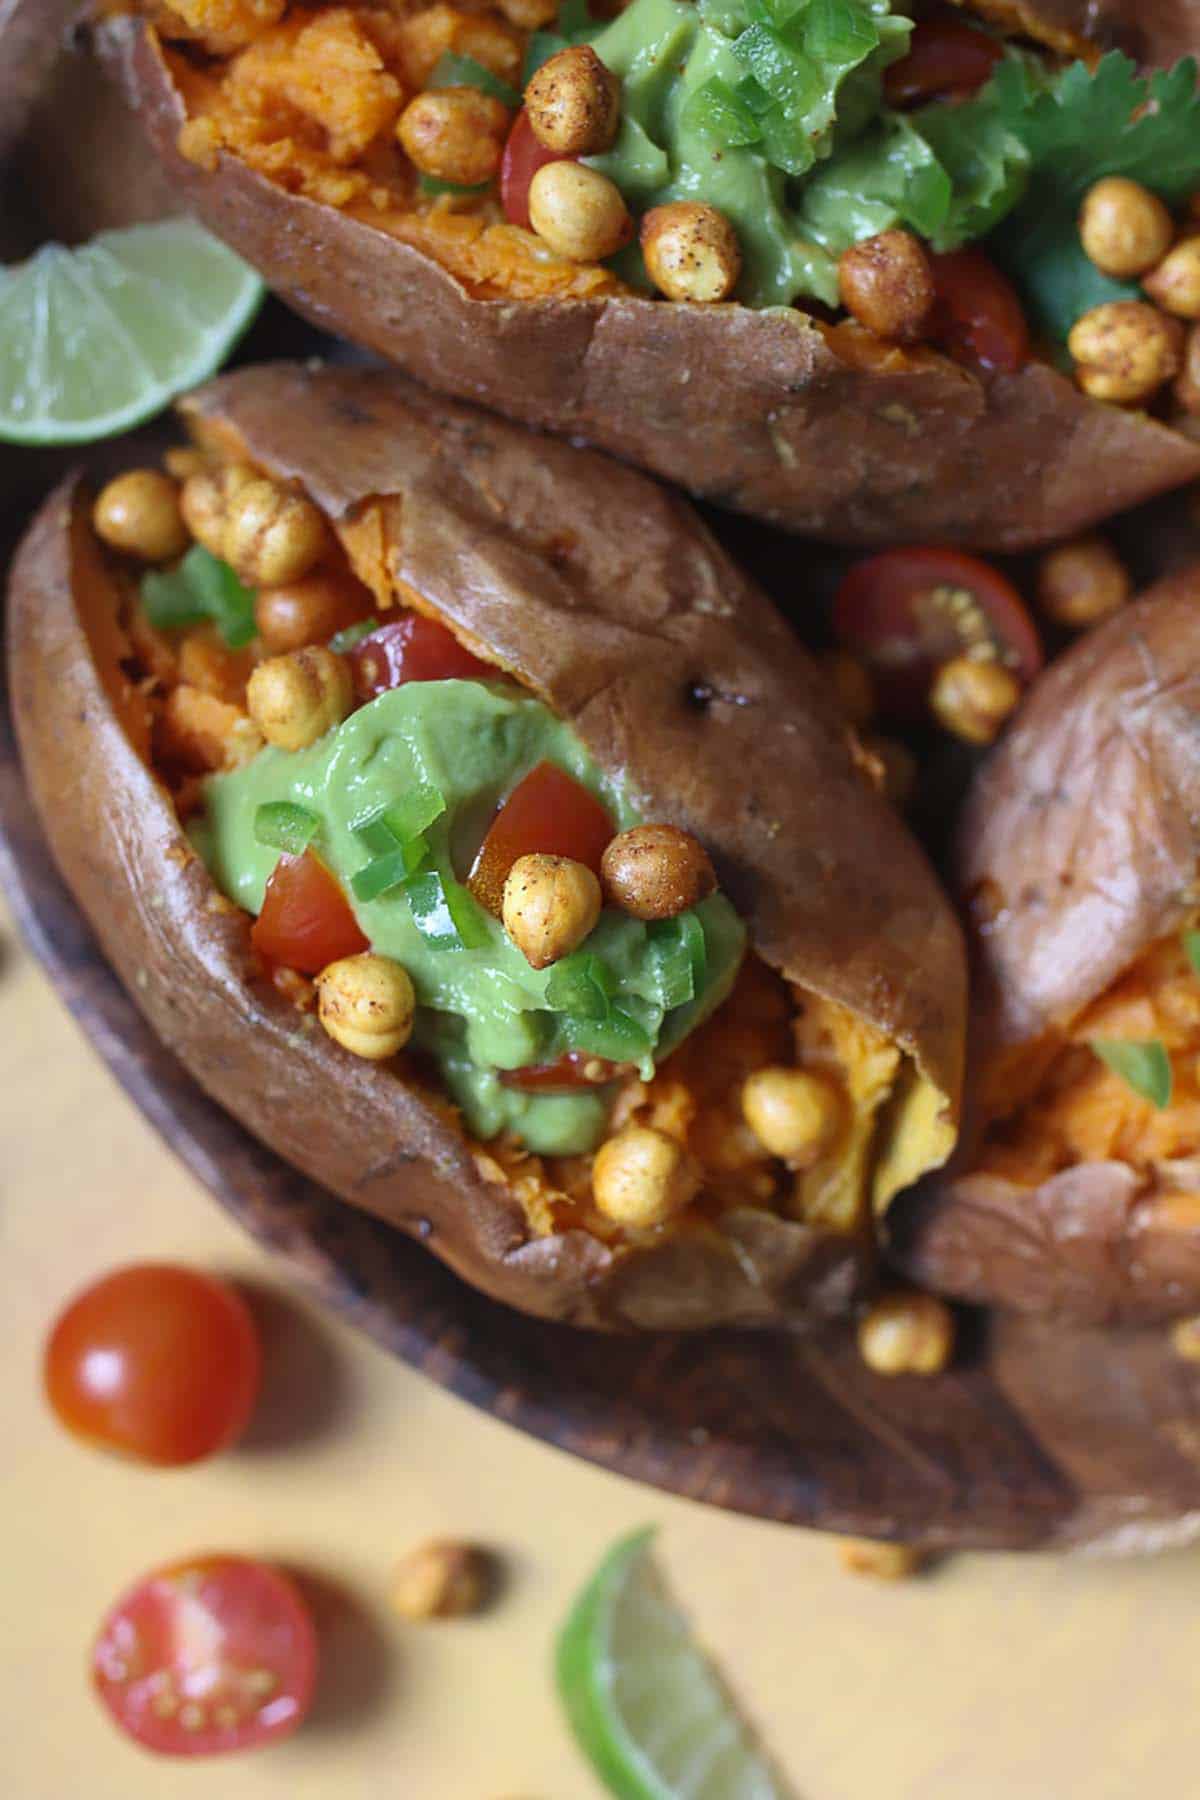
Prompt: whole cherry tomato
<box><xmin>929</xmin><ymin>248</ymin><xmax>1029</xmax><ymax>374</ymax></box>
<box><xmin>501</xmin><ymin>1050</ymin><xmax>629</xmax><ymax>1091</ymax></box>
<box><xmin>883</xmin><ymin>13</ymin><xmax>1003</xmax><ymax>107</ymax></box>
<box><xmin>93</xmin><ymin>1555</ymin><xmax>317</xmax><ymax>1756</ymax></box>
<box><xmin>500</xmin><ymin>108</ymin><xmax>571</xmax><ymax>230</ymax></box>
<box><xmin>348</xmin><ymin>611</ymin><xmax>491</xmax><ymax>701</ymax></box>
<box><xmin>468</xmin><ymin>760</ymin><xmax>615</xmax><ymax>914</ymax></box>
<box><xmin>251</xmin><ymin>849</ymin><xmax>369</xmax><ymax>974</ymax></box>
<box><xmin>44</xmin><ymin>1264</ymin><xmax>261</xmax><ymax>1466</ymax></box>
<box><xmin>833</xmin><ymin>546</ymin><xmax>1043</xmax><ymax>721</ymax></box>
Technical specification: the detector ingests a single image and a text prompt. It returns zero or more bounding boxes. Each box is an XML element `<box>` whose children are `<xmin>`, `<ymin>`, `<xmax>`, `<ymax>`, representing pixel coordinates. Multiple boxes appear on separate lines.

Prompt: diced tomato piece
<box><xmin>348</xmin><ymin>613</ymin><xmax>492</xmax><ymax>702</ymax></box>
<box><xmin>500</xmin><ymin>1051</ymin><xmax>629</xmax><ymax>1092</ymax></box>
<box><xmin>468</xmin><ymin>760</ymin><xmax>615</xmax><ymax>915</ymax></box>
<box><xmin>251</xmin><ymin>850</ymin><xmax>369</xmax><ymax>974</ymax></box>
<box><xmin>883</xmin><ymin>14</ymin><xmax>1003</xmax><ymax>107</ymax></box>
<box><xmin>929</xmin><ymin>248</ymin><xmax>1029</xmax><ymax>374</ymax></box>
<box><xmin>500</xmin><ymin>108</ymin><xmax>571</xmax><ymax>230</ymax></box>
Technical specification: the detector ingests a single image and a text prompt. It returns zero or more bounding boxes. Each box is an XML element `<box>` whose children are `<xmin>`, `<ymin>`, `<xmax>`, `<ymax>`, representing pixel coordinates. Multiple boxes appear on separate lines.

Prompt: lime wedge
<box><xmin>0</xmin><ymin>219</ymin><xmax>264</xmax><ymax>445</ymax></box>
<box><xmin>556</xmin><ymin>1529</ymin><xmax>787</xmax><ymax>1800</ymax></box>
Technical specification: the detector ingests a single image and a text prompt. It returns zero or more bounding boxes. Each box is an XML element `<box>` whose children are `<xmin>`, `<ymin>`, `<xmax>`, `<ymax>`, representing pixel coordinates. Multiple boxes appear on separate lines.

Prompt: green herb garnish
<box><xmin>429</xmin><ymin>51</ymin><xmax>521</xmax><ymax>109</ymax></box>
<box><xmin>1186</xmin><ymin>930</ymin><xmax>1200</xmax><ymax>977</ymax></box>
<box><xmin>1089</xmin><ymin>1038</ymin><xmax>1173</xmax><ymax>1110</ymax></box>
<box><xmin>141</xmin><ymin>545</ymin><xmax>257</xmax><ymax>648</ymax></box>
<box><xmin>418</xmin><ymin>173</ymin><xmax>494</xmax><ymax>197</ymax></box>
<box><xmin>329</xmin><ymin>617</ymin><xmax>378</xmax><ymax>653</ymax></box>
<box><xmin>254</xmin><ymin>801</ymin><xmax>320</xmax><ymax>855</ymax></box>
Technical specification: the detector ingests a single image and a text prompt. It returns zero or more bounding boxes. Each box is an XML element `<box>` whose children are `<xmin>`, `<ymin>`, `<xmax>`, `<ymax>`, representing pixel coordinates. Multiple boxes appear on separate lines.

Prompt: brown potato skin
<box><xmin>966</xmin><ymin>0</ymin><xmax>1200</xmax><ymax>71</ymax></box>
<box><xmin>890</xmin><ymin>566</ymin><xmax>1200</xmax><ymax>1324</ymax></box>
<box><xmin>10</xmin><ymin>365</ymin><xmax>966</xmax><ymax>1331</ymax></box>
<box><xmin>95</xmin><ymin>17</ymin><xmax>1200</xmax><ymax>553</ymax></box>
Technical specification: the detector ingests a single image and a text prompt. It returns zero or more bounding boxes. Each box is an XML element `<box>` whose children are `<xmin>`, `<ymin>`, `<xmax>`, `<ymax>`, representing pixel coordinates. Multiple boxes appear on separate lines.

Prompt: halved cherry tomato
<box><xmin>44</xmin><ymin>1264</ymin><xmax>260</xmax><ymax>1466</ymax></box>
<box><xmin>833</xmin><ymin>546</ymin><xmax>1043</xmax><ymax>721</ymax></box>
<box><xmin>883</xmin><ymin>14</ymin><xmax>1003</xmax><ymax>107</ymax></box>
<box><xmin>501</xmin><ymin>1050</ymin><xmax>629</xmax><ymax>1091</ymax></box>
<box><xmin>251</xmin><ymin>849</ymin><xmax>369</xmax><ymax>974</ymax></box>
<box><xmin>929</xmin><ymin>248</ymin><xmax>1029</xmax><ymax>374</ymax></box>
<box><xmin>93</xmin><ymin>1555</ymin><xmax>317</xmax><ymax>1756</ymax></box>
<box><xmin>468</xmin><ymin>760</ymin><xmax>615</xmax><ymax>915</ymax></box>
<box><xmin>348</xmin><ymin>612</ymin><xmax>492</xmax><ymax>702</ymax></box>
<box><xmin>501</xmin><ymin>108</ymin><xmax>571</xmax><ymax>230</ymax></box>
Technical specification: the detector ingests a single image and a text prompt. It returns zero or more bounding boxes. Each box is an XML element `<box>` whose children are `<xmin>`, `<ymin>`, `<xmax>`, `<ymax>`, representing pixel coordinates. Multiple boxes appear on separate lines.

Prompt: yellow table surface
<box><xmin>4</xmin><ymin>886</ymin><xmax>1200</xmax><ymax>1800</ymax></box>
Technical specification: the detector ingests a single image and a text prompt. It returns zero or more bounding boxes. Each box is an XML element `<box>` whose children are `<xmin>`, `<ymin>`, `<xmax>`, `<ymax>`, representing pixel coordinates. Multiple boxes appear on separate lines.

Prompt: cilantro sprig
<box><xmin>1090</xmin><ymin>1037</ymin><xmax>1173</xmax><ymax>1110</ymax></box>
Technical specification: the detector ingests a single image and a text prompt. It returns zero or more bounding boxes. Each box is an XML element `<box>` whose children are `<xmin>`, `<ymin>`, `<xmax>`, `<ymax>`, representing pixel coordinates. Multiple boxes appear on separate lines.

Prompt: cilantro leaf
<box><xmin>1089</xmin><ymin>1038</ymin><xmax>1173</xmax><ymax>1110</ymax></box>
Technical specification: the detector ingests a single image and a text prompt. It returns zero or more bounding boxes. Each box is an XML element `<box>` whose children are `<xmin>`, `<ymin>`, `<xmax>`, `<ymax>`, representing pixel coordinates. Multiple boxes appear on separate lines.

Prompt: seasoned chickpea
<box><xmin>397</xmin><ymin>87</ymin><xmax>510</xmax><ymax>186</ymax></box>
<box><xmin>179</xmin><ymin>461</ymin><xmax>254</xmax><ymax>560</ymax></box>
<box><xmin>225</xmin><ymin>477</ymin><xmax>328</xmax><ymax>588</ymax></box>
<box><xmin>1036</xmin><ymin>535</ymin><xmax>1130</xmax><ymax>630</ymax></box>
<box><xmin>929</xmin><ymin>654</ymin><xmax>1021</xmax><ymax>746</ymax></box>
<box><xmin>820</xmin><ymin>651</ymin><xmax>874</xmax><ymax>728</ymax></box>
<box><xmin>601</xmin><ymin>824</ymin><xmax>716</xmax><ymax>921</ymax></box>
<box><xmin>837</xmin><ymin>229</ymin><xmax>934</xmax><ymax>343</ymax></box>
<box><xmin>93</xmin><ymin>470</ymin><xmax>189</xmax><ymax>562</ymax></box>
<box><xmin>1068</xmin><ymin>300</ymin><xmax>1183</xmax><ymax>404</ymax></box>
<box><xmin>1170</xmin><ymin>1315</ymin><xmax>1200</xmax><ymax>1362</ymax></box>
<box><xmin>164</xmin><ymin>445</ymin><xmax>211</xmax><ymax>483</ymax></box>
<box><xmin>525</xmin><ymin>46</ymin><xmax>620</xmax><ymax>157</ymax></box>
<box><xmin>858</xmin><ymin>1290</ymin><xmax>955</xmax><ymax>1377</ymax></box>
<box><xmin>742</xmin><ymin>1066</ymin><xmax>842</xmax><ymax>1165</ymax></box>
<box><xmin>641</xmin><ymin>202</ymin><xmax>741</xmax><ymax>305</ymax></box>
<box><xmin>246</xmin><ymin>646</ymin><xmax>353</xmax><ymax>750</ymax></box>
<box><xmin>1143</xmin><ymin>236</ymin><xmax>1200</xmax><ymax>318</ymax></box>
<box><xmin>1078</xmin><ymin>177</ymin><xmax>1172</xmax><ymax>278</ymax></box>
<box><xmin>527</xmin><ymin>161</ymin><xmax>631</xmax><ymax>263</ymax></box>
<box><xmin>255</xmin><ymin>568</ymin><xmax>374</xmax><ymax>654</ymax></box>
<box><xmin>836</xmin><ymin>1539</ymin><xmax>922</xmax><ymax>1580</ymax></box>
<box><xmin>391</xmin><ymin>1540</ymin><xmax>493</xmax><ymax>1620</ymax></box>
<box><xmin>502</xmin><ymin>854</ymin><xmax>601</xmax><ymax>970</ymax></box>
<box><xmin>592</xmin><ymin>1125</ymin><xmax>701</xmax><ymax>1228</ymax></box>
<box><xmin>316</xmin><ymin>953</ymin><xmax>416</xmax><ymax>1060</ymax></box>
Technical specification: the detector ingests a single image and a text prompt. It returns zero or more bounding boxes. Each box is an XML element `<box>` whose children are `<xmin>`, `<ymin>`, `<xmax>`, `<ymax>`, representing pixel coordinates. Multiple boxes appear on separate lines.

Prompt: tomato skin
<box><xmin>468</xmin><ymin>760</ymin><xmax>615</xmax><ymax>915</ymax></box>
<box><xmin>44</xmin><ymin>1265</ymin><xmax>260</xmax><ymax>1466</ymax></box>
<box><xmin>93</xmin><ymin>1555</ymin><xmax>317</xmax><ymax>1757</ymax></box>
<box><xmin>883</xmin><ymin>15</ymin><xmax>1002</xmax><ymax>107</ymax></box>
<box><xmin>348</xmin><ymin>612</ymin><xmax>492</xmax><ymax>702</ymax></box>
<box><xmin>501</xmin><ymin>109</ymin><xmax>570</xmax><ymax>229</ymax></box>
<box><xmin>501</xmin><ymin>1050</ymin><xmax>628</xmax><ymax>1092</ymax></box>
<box><xmin>929</xmin><ymin>248</ymin><xmax>1029</xmax><ymax>374</ymax></box>
<box><xmin>251</xmin><ymin>849</ymin><xmax>369</xmax><ymax>975</ymax></box>
<box><xmin>833</xmin><ymin>546</ymin><xmax>1043</xmax><ymax>721</ymax></box>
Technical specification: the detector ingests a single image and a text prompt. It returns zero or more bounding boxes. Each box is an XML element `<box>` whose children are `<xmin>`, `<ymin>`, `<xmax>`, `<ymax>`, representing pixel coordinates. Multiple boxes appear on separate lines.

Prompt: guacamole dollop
<box><xmin>200</xmin><ymin>679</ymin><xmax>746</xmax><ymax>1156</ymax></box>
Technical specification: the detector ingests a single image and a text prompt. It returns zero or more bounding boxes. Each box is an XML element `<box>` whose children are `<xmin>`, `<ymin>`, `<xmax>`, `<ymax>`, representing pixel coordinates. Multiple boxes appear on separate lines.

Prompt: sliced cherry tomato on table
<box><xmin>883</xmin><ymin>13</ymin><xmax>1003</xmax><ymax>107</ymax></box>
<box><xmin>501</xmin><ymin>1050</ymin><xmax>629</xmax><ymax>1091</ymax></box>
<box><xmin>468</xmin><ymin>760</ymin><xmax>615</xmax><ymax>915</ymax></box>
<box><xmin>348</xmin><ymin>612</ymin><xmax>492</xmax><ymax>702</ymax></box>
<box><xmin>93</xmin><ymin>1555</ymin><xmax>317</xmax><ymax>1756</ymax></box>
<box><xmin>833</xmin><ymin>547</ymin><xmax>1043</xmax><ymax>722</ymax></box>
<box><xmin>929</xmin><ymin>248</ymin><xmax>1029</xmax><ymax>374</ymax></box>
<box><xmin>251</xmin><ymin>849</ymin><xmax>369</xmax><ymax>974</ymax></box>
<box><xmin>501</xmin><ymin>108</ymin><xmax>571</xmax><ymax>230</ymax></box>
<box><xmin>44</xmin><ymin>1264</ymin><xmax>260</xmax><ymax>1466</ymax></box>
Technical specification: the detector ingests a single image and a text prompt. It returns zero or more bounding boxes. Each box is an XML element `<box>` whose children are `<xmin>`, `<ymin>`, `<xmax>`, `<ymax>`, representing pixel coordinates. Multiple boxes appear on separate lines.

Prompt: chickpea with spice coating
<box><xmin>601</xmin><ymin>824</ymin><xmax>716</xmax><ymax>921</ymax></box>
<box><xmin>858</xmin><ymin>1290</ymin><xmax>955</xmax><ymax>1376</ymax></box>
<box><xmin>742</xmin><ymin>1067</ymin><xmax>842</xmax><ymax>1165</ymax></box>
<box><xmin>1068</xmin><ymin>300</ymin><xmax>1182</xmax><ymax>404</ymax></box>
<box><xmin>837</xmin><ymin>229</ymin><xmax>934</xmax><ymax>343</ymax></box>
<box><xmin>316</xmin><ymin>953</ymin><xmax>416</xmax><ymax>1060</ymax></box>
<box><xmin>502</xmin><ymin>854</ymin><xmax>601</xmax><ymax>970</ymax></box>
<box><xmin>525</xmin><ymin>46</ymin><xmax>620</xmax><ymax>157</ymax></box>
<box><xmin>397</xmin><ymin>88</ymin><xmax>510</xmax><ymax>187</ymax></box>
<box><xmin>391</xmin><ymin>1540</ymin><xmax>493</xmax><ymax>1620</ymax></box>
<box><xmin>930</xmin><ymin>654</ymin><xmax>1021</xmax><ymax>746</ymax></box>
<box><xmin>224</xmin><ymin>476</ymin><xmax>328</xmax><ymax>588</ymax></box>
<box><xmin>527</xmin><ymin>162</ymin><xmax>630</xmax><ymax>263</ymax></box>
<box><xmin>93</xmin><ymin>470</ymin><xmax>189</xmax><ymax>563</ymax></box>
<box><xmin>592</xmin><ymin>1125</ymin><xmax>700</xmax><ymax>1228</ymax></box>
<box><xmin>254</xmin><ymin>568</ymin><xmax>373</xmax><ymax>654</ymax></box>
<box><xmin>641</xmin><ymin>202</ymin><xmax>741</xmax><ymax>305</ymax></box>
<box><xmin>246</xmin><ymin>646</ymin><xmax>353</xmax><ymax>751</ymax></box>
<box><xmin>1143</xmin><ymin>236</ymin><xmax>1200</xmax><ymax>319</ymax></box>
<box><xmin>179</xmin><ymin>461</ymin><xmax>254</xmax><ymax>561</ymax></box>
<box><xmin>836</xmin><ymin>1539</ymin><xmax>922</xmax><ymax>1580</ymax></box>
<box><xmin>1079</xmin><ymin>177</ymin><xmax>1172</xmax><ymax>278</ymax></box>
<box><xmin>1036</xmin><ymin>535</ymin><xmax>1130</xmax><ymax>630</ymax></box>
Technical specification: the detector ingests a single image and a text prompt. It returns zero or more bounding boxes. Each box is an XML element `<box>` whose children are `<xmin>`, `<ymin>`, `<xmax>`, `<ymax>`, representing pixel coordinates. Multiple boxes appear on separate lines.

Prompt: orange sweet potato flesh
<box><xmin>94</xmin><ymin>14</ymin><xmax>1200</xmax><ymax>552</ymax></box>
<box><xmin>890</xmin><ymin>565</ymin><xmax>1200</xmax><ymax>1324</ymax></box>
<box><xmin>9</xmin><ymin>364</ymin><xmax>966</xmax><ymax>1330</ymax></box>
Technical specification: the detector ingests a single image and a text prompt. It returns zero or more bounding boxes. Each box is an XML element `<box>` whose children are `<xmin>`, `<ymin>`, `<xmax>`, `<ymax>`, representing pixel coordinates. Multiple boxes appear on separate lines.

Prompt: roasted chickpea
<box><xmin>179</xmin><ymin>461</ymin><xmax>254</xmax><ymax>560</ymax></box>
<box><xmin>601</xmin><ymin>824</ymin><xmax>716</xmax><ymax>921</ymax></box>
<box><xmin>316</xmin><ymin>953</ymin><xmax>416</xmax><ymax>1060</ymax></box>
<box><xmin>741</xmin><ymin>1067</ymin><xmax>842</xmax><ymax>1165</ymax></box>
<box><xmin>592</xmin><ymin>1125</ymin><xmax>700</xmax><ymax>1228</ymax></box>
<box><xmin>1078</xmin><ymin>177</ymin><xmax>1173</xmax><ymax>278</ymax></box>
<box><xmin>1036</xmin><ymin>535</ymin><xmax>1130</xmax><ymax>630</ymax></box>
<box><xmin>527</xmin><ymin>161</ymin><xmax>631</xmax><ymax>263</ymax></box>
<box><xmin>224</xmin><ymin>476</ymin><xmax>328</xmax><ymax>587</ymax></box>
<box><xmin>929</xmin><ymin>654</ymin><xmax>1021</xmax><ymax>746</ymax></box>
<box><xmin>836</xmin><ymin>1539</ymin><xmax>922</xmax><ymax>1580</ymax></box>
<box><xmin>820</xmin><ymin>651</ymin><xmax>874</xmax><ymax>729</ymax></box>
<box><xmin>391</xmin><ymin>1540</ymin><xmax>494</xmax><ymax>1620</ymax></box>
<box><xmin>164</xmin><ymin>445</ymin><xmax>211</xmax><ymax>483</ymax></box>
<box><xmin>858</xmin><ymin>1290</ymin><xmax>955</xmax><ymax>1377</ymax></box>
<box><xmin>93</xmin><ymin>470</ymin><xmax>189</xmax><ymax>563</ymax></box>
<box><xmin>1143</xmin><ymin>236</ymin><xmax>1200</xmax><ymax>319</ymax></box>
<box><xmin>254</xmin><ymin>568</ymin><xmax>374</xmax><ymax>654</ymax></box>
<box><xmin>640</xmin><ymin>202</ymin><xmax>742</xmax><ymax>305</ymax></box>
<box><xmin>837</xmin><ymin>229</ymin><xmax>934</xmax><ymax>343</ymax></box>
<box><xmin>501</xmin><ymin>854</ymin><xmax>601</xmax><ymax>970</ymax></box>
<box><xmin>246</xmin><ymin>646</ymin><xmax>353</xmax><ymax>751</ymax></box>
<box><xmin>525</xmin><ymin>46</ymin><xmax>620</xmax><ymax>157</ymax></box>
<box><xmin>397</xmin><ymin>87</ymin><xmax>510</xmax><ymax>186</ymax></box>
<box><xmin>1170</xmin><ymin>1315</ymin><xmax>1200</xmax><ymax>1362</ymax></box>
<box><xmin>1068</xmin><ymin>300</ymin><xmax>1183</xmax><ymax>404</ymax></box>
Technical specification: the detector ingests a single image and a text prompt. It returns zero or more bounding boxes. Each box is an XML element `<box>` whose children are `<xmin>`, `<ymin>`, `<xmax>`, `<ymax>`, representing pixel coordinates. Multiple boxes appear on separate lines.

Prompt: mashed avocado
<box><xmin>201</xmin><ymin>679</ymin><xmax>746</xmax><ymax>1155</ymax></box>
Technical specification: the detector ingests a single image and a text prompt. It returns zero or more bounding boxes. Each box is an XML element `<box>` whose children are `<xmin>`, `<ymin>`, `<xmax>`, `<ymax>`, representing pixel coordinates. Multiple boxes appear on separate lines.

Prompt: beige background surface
<box><xmin>4</xmin><ymin>883</ymin><xmax>1200</xmax><ymax>1800</ymax></box>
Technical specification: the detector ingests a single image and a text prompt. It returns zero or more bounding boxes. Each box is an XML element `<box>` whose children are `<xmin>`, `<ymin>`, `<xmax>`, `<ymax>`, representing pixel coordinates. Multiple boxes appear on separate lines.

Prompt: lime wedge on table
<box><xmin>0</xmin><ymin>219</ymin><xmax>263</xmax><ymax>446</ymax></box>
<box><xmin>557</xmin><ymin>1529</ymin><xmax>786</xmax><ymax>1800</ymax></box>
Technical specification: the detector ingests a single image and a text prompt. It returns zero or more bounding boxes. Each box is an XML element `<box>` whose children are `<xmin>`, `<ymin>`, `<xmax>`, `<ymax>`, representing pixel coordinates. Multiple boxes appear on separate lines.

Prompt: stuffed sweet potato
<box><xmin>9</xmin><ymin>362</ymin><xmax>965</xmax><ymax>1330</ymax></box>
<box><xmin>93</xmin><ymin>1</ymin><xmax>1200</xmax><ymax>549</ymax></box>
<box><xmin>890</xmin><ymin>564</ymin><xmax>1200</xmax><ymax>1323</ymax></box>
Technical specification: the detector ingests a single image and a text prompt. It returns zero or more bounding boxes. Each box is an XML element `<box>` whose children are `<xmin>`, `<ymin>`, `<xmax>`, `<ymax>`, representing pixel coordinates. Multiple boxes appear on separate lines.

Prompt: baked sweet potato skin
<box><xmin>10</xmin><ymin>365</ymin><xmax>966</xmax><ymax>1330</ymax></box>
<box><xmin>96</xmin><ymin>16</ymin><xmax>1200</xmax><ymax>553</ymax></box>
<box><xmin>891</xmin><ymin>567</ymin><xmax>1200</xmax><ymax>1324</ymax></box>
<box><xmin>967</xmin><ymin>0</ymin><xmax>1200</xmax><ymax>69</ymax></box>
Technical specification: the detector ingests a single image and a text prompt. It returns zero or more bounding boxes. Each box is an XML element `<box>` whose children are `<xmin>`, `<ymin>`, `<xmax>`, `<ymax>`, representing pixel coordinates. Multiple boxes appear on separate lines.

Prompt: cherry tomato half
<box><xmin>468</xmin><ymin>760</ymin><xmax>615</xmax><ymax>915</ymax></box>
<box><xmin>251</xmin><ymin>849</ymin><xmax>369</xmax><ymax>975</ymax></box>
<box><xmin>833</xmin><ymin>547</ymin><xmax>1043</xmax><ymax>721</ymax></box>
<box><xmin>501</xmin><ymin>1051</ymin><xmax>629</xmax><ymax>1092</ymax></box>
<box><xmin>500</xmin><ymin>108</ymin><xmax>571</xmax><ymax>230</ymax></box>
<box><xmin>348</xmin><ymin>612</ymin><xmax>492</xmax><ymax>702</ymax></box>
<box><xmin>929</xmin><ymin>248</ymin><xmax>1029</xmax><ymax>375</ymax></box>
<box><xmin>44</xmin><ymin>1264</ymin><xmax>261</xmax><ymax>1466</ymax></box>
<box><xmin>883</xmin><ymin>14</ymin><xmax>1002</xmax><ymax>107</ymax></box>
<box><xmin>93</xmin><ymin>1555</ymin><xmax>317</xmax><ymax>1756</ymax></box>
